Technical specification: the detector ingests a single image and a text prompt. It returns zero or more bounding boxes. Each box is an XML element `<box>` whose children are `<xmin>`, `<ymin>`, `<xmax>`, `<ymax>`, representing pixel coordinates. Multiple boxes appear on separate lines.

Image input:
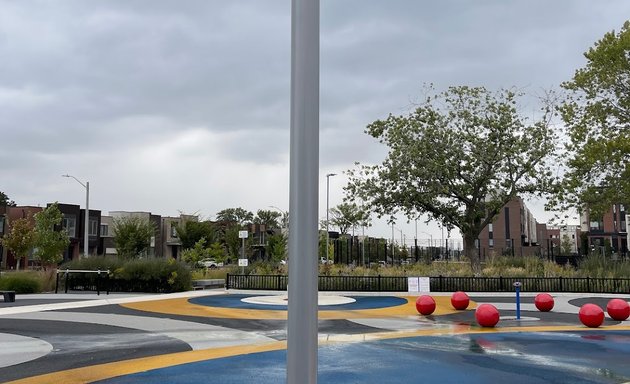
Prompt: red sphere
<box><xmin>451</xmin><ymin>291</ymin><xmax>470</xmax><ymax>310</ymax></box>
<box><xmin>415</xmin><ymin>295</ymin><xmax>436</xmax><ymax>316</ymax></box>
<box><xmin>579</xmin><ymin>304</ymin><xmax>605</xmax><ymax>328</ymax></box>
<box><xmin>534</xmin><ymin>293</ymin><xmax>555</xmax><ymax>312</ymax></box>
<box><xmin>606</xmin><ymin>299</ymin><xmax>630</xmax><ymax>321</ymax></box>
<box><xmin>475</xmin><ymin>304</ymin><xmax>500</xmax><ymax>327</ymax></box>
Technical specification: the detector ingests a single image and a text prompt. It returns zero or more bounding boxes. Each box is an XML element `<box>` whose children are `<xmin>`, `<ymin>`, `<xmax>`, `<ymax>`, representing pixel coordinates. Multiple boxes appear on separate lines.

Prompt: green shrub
<box><xmin>0</xmin><ymin>272</ymin><xmax>41</xmax><ymax>293</ymax></box>
<box><xmin>60</xmin><ymin>257</ymin><xmax>192</xmax><ymax>293</ymax></box>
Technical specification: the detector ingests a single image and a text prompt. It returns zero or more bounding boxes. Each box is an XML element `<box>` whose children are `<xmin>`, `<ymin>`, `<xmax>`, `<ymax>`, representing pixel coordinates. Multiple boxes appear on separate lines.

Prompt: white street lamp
<box><xmin>62</xmin><ymin>174</ymin><xmax>89</xmax><ymax>258</ymax></box>
<box><xmin>325</xmin><ymin>173</ymin><xmax>336</xmax><ymax>264</ymax></box>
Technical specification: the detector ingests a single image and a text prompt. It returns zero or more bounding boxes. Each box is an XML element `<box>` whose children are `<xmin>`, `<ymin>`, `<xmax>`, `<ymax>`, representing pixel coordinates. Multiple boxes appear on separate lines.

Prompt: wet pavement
<box><xmin>0</xmin><ymin>290</ymin><xmax>628</xmax><ymax>383</ymax></box>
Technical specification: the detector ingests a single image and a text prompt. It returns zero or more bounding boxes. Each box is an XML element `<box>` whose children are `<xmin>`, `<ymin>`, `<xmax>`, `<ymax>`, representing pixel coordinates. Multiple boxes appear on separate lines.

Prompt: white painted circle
<box><xmin>500</xmin><ymin>316</ymin><xmax>540</xmax><ymax>321</ymax></box>
<box><xmin>0</xmin><ymin>333</ymin><xmax>53</xmax><ymax>368</ymax></box>
<box><xmin>241</xmin><ymin>295</ymin><xmax>355</xmax><ymax>306</ymax></box>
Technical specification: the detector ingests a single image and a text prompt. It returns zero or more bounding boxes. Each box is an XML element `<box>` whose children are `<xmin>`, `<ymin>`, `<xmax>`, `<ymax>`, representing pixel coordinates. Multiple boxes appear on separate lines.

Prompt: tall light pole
<box><xmin>288</xmin><ymin>0</ymin><xmax>319</xmax><ymax>382</ymax></box>
<box><xmin>62</xmin><ymin>174</ymin><xmax>89</xmax><ymax>257</ymax></box>
<box><xmin>325</xmin><ymin>173</ymin><xmax>336</xmax><ymax>264</ymax></box>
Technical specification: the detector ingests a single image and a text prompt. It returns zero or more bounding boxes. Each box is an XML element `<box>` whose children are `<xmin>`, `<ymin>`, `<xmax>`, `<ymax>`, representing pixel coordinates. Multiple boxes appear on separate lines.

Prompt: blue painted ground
<box><xmin>98</xmin><ymin>331</ymin><xmax>630</xmax><ymax>384</ymax></box>
<box><xmin>189</xmin><ymin>294</ymin><xmax>408</xmax><ymax>311</ymax></box>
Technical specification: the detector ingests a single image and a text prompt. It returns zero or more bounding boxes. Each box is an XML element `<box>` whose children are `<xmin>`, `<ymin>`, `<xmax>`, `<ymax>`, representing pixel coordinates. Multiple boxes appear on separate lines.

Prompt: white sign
<box><xmin>408</xmin><ymin>277</ymin><xmax>431</xmax><ymax>293</ymax></box>
<box><xmin>408</xmin><ymin>277</ymin><xmax>419</xmax><ymax>292</ymax></box>
<box><xmin>238</xmin><ymin>259</ymin><xmax>249</xmax><ymax>267</ymax></box>
<box><xmin>419</xmin><ymin>277</ymin><xmax>430</xmax><ymax>292</ymax></box>
<box><xmin>239</xmin><ymin>230</ymin><xmax>248</xmax><ymax>239</ymax></box>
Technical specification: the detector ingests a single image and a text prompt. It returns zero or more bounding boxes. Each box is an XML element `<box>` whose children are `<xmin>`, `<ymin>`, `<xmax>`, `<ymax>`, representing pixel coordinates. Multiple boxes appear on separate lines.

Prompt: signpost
<box><xmin>239</xmin><ymin>230</ymin><xmax>248</xmax><ymax>274</ymax></box>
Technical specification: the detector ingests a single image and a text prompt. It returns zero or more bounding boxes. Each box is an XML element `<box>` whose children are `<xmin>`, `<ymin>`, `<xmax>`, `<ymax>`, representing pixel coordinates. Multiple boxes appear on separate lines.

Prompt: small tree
<box><xmin>33</xmin><ymin>203</ymin><xmax>70</xmax><ymax>268</ymax></box>
<box><xmin>267</xmin><ymin>232</ymin><xmax>287</xmax><ymax>262</ymax></box>
<box><xmin>175</xmin><ymin>220</ymin><xmax>217</xmax><ymax>250</ymax></box>
<box><xmin>180</xmin><ymin>238</ymin><xmax>209</xmax><ymax>266</ymax></box>
<box><xmin>113</xmin><ymin>217</ymin><xmax>155</xmax><ymax>259</ymax></box>
<box><xmin>207</xmin><ymin>242</ymin><xmax>227</xmax><ymax>263</ymax></box>
<box><xmin>0</xmin><ymin>191</ymin><xmax>16</xmax><ymax>207</ymax></box>
<box><xmin>560</xmin><ymin>234</ymin><xmax>573</xmax><ymax>256</ymax></box>
<box><xmin>1</xmin><ymin>217</ymin><xmax>35</xmax><ymax>270</ymax></box>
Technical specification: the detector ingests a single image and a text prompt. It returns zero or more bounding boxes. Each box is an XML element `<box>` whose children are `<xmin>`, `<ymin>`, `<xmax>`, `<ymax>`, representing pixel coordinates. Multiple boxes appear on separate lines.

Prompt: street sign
<box><xmin>239</xmin><ymin>230</ymin><xmax>248</xmax><ymax>239</ymax></box>
<box><xmin>238</xmin><ymin>259</ymin><xmax>249</xmax><ymax>267</ymax></box>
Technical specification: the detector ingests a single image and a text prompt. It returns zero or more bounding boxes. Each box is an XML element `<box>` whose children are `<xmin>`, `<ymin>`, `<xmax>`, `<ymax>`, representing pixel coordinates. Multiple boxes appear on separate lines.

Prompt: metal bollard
<box><xmin>514</xmin><ymin>281</ymin><xmax>522</xmax><ymax>320</ymax></box>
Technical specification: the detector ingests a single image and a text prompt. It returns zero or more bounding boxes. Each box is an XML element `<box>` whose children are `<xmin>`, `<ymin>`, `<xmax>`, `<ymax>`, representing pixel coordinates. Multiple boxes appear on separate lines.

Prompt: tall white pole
<box><xmin>85</xmin><ymin>181</ymin><xmax>89</xmax><ymax>257</ymax></box>
<box><xmin>63</xmin><ymin>174</ymin><xmax>89</xmax><ymax>258</ymax></box>
<box><xmin>325</xmin><ymin>173</ymin><xmax>335</xmax><ymax>264</ymax></box>
<box><xmin>288</xmin><ymin>0</ymin><xmax>319</xmax><ymax>382</ymax></box>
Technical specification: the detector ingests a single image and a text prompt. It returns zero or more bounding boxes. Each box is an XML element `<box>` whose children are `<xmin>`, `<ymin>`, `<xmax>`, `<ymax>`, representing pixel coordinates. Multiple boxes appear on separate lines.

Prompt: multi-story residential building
<box><xmin>56</xmin><ymin>203</ymin><xmax>101</xmax><ymax>261</ymax></box>
<box><xmin>161</xmin><ymin>214</ymin><xmax>197</xmax><ymax>259</ymax></box>
<box><xmin>477</xmin><ymin>197</ymin><xmax>545</xmax><ymax>259</ymax></box>
<box><xmin>98</xmin><ymin>215</ymin><xmax>116</xmax><ymax>256</ymax></box>
<box><xmin>0</xmin><ymin>205</ymin><xmax>7</xmax><ymax>268</ymax></box>
<box><xmin>580</xmin><ymin>203</ymin><xmax>628</xmax><ymax>257</ymax></box>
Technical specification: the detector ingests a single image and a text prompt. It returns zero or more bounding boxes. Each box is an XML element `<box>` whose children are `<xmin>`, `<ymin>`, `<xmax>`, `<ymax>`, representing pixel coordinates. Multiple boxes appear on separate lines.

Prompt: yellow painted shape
<box><xmin>5</xmin><ymin>341</ymin><xmax>287</xmax><ymax>384</ymax></box>
<box><xmin>120</xmin><ymin>295</ymin><xmax>475</xmax><ymax>320</ymax></box>
<box><xmin>8</xmin><ymin>323</ymin><xmax>630</xmax><ymax>384</ymax></box>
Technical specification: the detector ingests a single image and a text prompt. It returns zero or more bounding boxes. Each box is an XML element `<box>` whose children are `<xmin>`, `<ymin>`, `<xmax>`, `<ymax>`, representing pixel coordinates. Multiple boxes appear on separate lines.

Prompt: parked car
<box><xmin>199</xmin><ymin>259</ymin><xmax>223</xmax><ymax>269</ymax></box>
<box><xmin>319</xmin><ymin>257</ymin><xmax>333</xmax><ymax>265</ymax></box>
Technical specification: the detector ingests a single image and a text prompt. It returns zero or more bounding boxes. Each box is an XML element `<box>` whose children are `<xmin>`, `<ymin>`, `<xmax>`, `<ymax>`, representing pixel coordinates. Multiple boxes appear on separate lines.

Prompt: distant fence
<box><xmin>226</xmin><ymin>274</ymin><xmax>630</xmax><ymax>294</ymax></box>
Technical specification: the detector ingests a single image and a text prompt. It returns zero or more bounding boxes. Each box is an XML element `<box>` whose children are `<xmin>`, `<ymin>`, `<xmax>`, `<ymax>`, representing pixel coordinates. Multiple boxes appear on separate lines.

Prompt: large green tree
<box><xmin>33</xmin><ymin>203</ymin><xmax>70</xmax><ymax>268</ymax></box>
<box><xmin>215</xmin><ymin>207</ymin><xmax>253</xmax><ymax>226</ymax></box>
<box><xmin>253</xmin><ymin>209</ymin><xmax>282</xmax><ymax>229</ymax></box>
<box><xmin>328</xmin><ymin>203</ymin><xmax>370</xmax><ymax>236</ymax></box>
<box><xmin>346</xmin><ymin>86</ymin><xmax>555</xmax><ymax>272</ymax></box>
<box><xmin>554</xmin><ymin>21</ymin><xmax>630</xmax><ymax>214</ymax></box>
<box><xmin>113</xmin><ymin>217</ymin><xmax>155</xmax><ymax>259</ymax></box>
<box><xmin>0</xmin><ymin>216</ymin><xmax>35</xmax><ymax>270</ymax></box>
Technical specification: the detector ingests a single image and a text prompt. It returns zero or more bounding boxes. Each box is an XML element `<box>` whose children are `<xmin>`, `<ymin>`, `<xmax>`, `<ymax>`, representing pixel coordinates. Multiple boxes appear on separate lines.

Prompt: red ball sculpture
<box><xmin>606</xmin><ymin>299</ymin><xmax>630</xmax><ymax>321</ymax></box>
<box><xmin>475</xmin><ymin>304</ymin><xmax>500</xmax><ymax>327</ymax></box>
<box><xmin>579</xmin><ymin>304</ymin><xmax>605</xmax><ymax>328</ymax></box>
<box><xmin>534</xmin><ymin>293</ymin><xmax>555</xmax><ymax>312</ymax></box>
<box><xmin>415</xmin><ymin>295</ymin><xmax>436</xmax><ymax>316</ymax></box>
<box><xmin>451</xmin><ymin>291</ymin><xmax>470</xmax><ymax>310</ymax></box>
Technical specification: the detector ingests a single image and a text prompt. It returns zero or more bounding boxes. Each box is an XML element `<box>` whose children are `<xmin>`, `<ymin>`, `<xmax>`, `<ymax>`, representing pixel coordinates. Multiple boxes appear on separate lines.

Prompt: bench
<box><xmin>192</xmin><ymin>279</ymin><xmax>225</xmax><ymax>290</ymax></box>
<box><xmin>1</xmin><ymin>291</ymin><xmax>16</xmax><ymax>302</ymax></box>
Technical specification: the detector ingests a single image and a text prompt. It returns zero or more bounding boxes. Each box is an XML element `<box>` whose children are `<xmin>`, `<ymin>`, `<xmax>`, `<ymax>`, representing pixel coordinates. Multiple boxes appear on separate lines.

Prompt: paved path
<box><xmin>0</xmin><ymin>290</ymin><xmax>628</xmax><ymax>383</ymax></box>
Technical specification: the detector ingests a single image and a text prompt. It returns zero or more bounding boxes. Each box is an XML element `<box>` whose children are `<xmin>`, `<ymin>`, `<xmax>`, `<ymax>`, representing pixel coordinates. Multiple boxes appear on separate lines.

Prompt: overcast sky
<box><xmin>1</xmin><ymin>1</ymin><xmax>629</xmax><ymax>245</ymax></box>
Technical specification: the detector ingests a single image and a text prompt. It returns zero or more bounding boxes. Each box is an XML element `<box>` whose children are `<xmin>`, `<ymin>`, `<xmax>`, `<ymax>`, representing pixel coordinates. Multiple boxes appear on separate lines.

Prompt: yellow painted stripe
<box><xmin>7</xmin><ymin>324</ymin><xmax>630</xmax><ymax>384</ymax></box>
<box><xmin>120</xmin><ymin>296</ymin><xmax>472</xmax><ymax>319</ymax></box>
<box><xmin>5</xmin><ymin>341</ymin><xmax>287</xmax><ymax>384</ymax></box>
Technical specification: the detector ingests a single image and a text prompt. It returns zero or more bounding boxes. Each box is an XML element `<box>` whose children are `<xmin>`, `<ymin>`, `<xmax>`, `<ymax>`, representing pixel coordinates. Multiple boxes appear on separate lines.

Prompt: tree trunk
<box><xmin>464</xmin><ymin>234</ymin><xmax>481</xmax><ymax>275</ymax></box>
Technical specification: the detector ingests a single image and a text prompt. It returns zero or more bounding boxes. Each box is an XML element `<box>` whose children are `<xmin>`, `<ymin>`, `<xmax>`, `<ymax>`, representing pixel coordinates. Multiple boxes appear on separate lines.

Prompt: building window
<box><xmin>62</xmin><ymin>216</ymin><xmax>76</xmax><ymax>238</ymax></box>
<box><xmin>89</xmin><ymin>219</ymin><xmax>98</xmax><ymax>236</ymax></box>
<box><xmin>0</xmin><ymin>216</ymin><xmax>4</xmax><ymax>235</ymax></box>
<box><xmin>489</xmin><ymin>239</ymin><xmax>494</xmax><ymax>247</ymax></box>
<box><xmin>171</xmin><ymin>224</ymin><xmax>178</xmax><ymax>238</ymax></box>
<box><xmin>100</xmin><ymin>224</ymin><xmax>109</xmax><ymax>237</ymax></box>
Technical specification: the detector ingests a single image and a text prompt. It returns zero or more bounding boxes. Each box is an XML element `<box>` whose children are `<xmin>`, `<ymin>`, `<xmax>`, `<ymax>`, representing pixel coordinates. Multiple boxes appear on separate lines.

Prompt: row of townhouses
<box><xmin>0</xmin><ymin>203</ymin><xmax>202</xmax><ymax>270</ymax></box>
<box><xmin>476</xmin><ymin>197</ymin><xmax>629</xmax><ymax>260</ymax></box>
<box><xmin>1</xmin><ymin>198</ymin><xmax>628</xmax><ymax>269</ymax></box>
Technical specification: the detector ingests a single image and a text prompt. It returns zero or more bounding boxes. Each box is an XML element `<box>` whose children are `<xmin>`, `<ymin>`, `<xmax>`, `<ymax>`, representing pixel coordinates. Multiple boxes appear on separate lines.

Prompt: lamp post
<box><xmin>62</xmin><ymin>174</ymin><xmax>89</xmax><ymax>257</ymax></box>
<box><xmin>325</xmin><ymin>173</ymin><xmax>336</xmax><ymax>264</ymax></box>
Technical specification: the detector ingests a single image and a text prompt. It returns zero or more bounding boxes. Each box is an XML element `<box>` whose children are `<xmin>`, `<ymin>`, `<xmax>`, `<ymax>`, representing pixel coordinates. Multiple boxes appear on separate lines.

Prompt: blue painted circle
<box><xmin>189</xmin><ymin>294</ymin><xmax>407</xmax><ymax>311</ymax></box>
